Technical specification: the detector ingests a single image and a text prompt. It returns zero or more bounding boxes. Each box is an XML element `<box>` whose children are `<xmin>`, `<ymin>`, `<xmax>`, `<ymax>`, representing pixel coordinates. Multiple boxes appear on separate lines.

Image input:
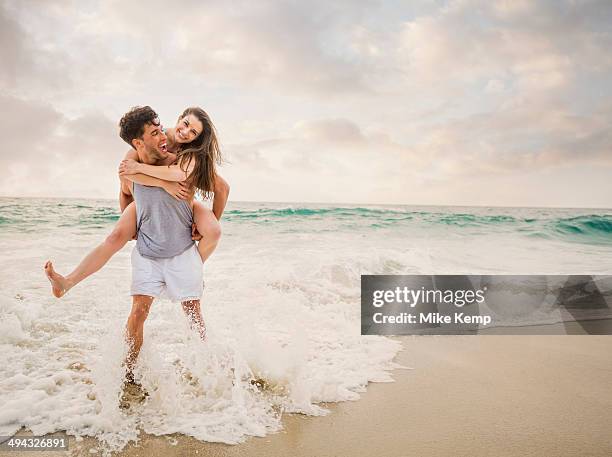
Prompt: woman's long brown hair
<box><xmin>175</xmin><ymin>107</ymin><xmax>222</xmax><ymax>199</ymax></box>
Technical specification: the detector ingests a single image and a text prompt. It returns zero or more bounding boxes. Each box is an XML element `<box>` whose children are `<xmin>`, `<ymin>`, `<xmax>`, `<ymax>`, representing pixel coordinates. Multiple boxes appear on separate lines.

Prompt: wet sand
<box><xmin>23</xmin><ymin>333</ymin><xmax>612</xmax><ymax>456</ymax></box>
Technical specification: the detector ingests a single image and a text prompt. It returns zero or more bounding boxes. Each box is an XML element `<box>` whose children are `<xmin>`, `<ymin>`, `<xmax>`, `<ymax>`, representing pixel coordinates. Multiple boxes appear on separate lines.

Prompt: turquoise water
<box><xmin>1</xmin><ymin>197</ymin><xmax>611</xmax><ymax>246</ymax></box>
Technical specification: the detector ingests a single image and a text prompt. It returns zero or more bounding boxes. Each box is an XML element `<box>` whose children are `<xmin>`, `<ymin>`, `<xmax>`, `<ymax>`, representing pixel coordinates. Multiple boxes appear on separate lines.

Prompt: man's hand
<box><xmin>191</xmin><ymin>223</ymin><xmax>203</xmax><ymax>241</ymax></box>
<box><xmin>162</xmin><ymin>181</ymin><xmax>190</xmax><ymax>200</ymax></box>
<box><xmin>118</xmin><ymin>159</ymin><xmax>141</xmax><ymax>176</ymax></box>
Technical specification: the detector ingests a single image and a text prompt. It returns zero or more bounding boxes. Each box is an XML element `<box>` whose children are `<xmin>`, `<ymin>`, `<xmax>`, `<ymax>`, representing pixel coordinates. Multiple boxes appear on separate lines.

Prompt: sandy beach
<box><xmin>20</xmin><ymin>333</ymin><xmax>612</xmax><ymax>457</ymax></box>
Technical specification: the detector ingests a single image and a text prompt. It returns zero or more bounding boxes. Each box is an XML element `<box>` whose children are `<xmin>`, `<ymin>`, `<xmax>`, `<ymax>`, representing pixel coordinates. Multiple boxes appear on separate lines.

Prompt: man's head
<box><xmin>119</xmin><ymin>106</ymin><xmax>168</xmax><ymax>163</ymax></box>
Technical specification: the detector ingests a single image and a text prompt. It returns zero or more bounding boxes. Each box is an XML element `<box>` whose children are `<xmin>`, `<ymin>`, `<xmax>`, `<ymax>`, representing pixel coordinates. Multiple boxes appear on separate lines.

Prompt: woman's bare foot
<box><xmin>44</xmin><ymin>261</ymin><xmax>73</xmax><ymax>298</ymax></box>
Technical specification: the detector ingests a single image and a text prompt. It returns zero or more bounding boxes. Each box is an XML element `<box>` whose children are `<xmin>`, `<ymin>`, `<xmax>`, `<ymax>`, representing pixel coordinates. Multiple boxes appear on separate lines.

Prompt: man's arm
<box><xmin>212</xmin><ymin>174</ymin><xmax>230</xmax><ymax>220</ymax></box>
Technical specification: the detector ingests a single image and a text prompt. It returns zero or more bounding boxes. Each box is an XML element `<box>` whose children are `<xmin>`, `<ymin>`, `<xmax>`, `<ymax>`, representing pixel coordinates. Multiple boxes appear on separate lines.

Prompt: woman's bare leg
<box><xmin>193</xmin><ymin>201</ymin><xmax>221</xmax><ymax>263</ymax></box>
<box><xmin>44</xmin><ymin>202</ymin><xmax>138</xmax><ymax>298</ymax></box>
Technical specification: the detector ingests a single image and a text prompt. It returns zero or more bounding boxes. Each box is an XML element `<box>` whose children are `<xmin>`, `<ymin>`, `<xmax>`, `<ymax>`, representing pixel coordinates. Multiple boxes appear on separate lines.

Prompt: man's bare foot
<box><xmin>44</xmin><ymin>261</ymin><xmax>73</xmax><ymax>298</ymax></box>
<box><xmin>120</xmin><ymin>371</ymin><xmax>148</xmax><ymax>409</ymax></box>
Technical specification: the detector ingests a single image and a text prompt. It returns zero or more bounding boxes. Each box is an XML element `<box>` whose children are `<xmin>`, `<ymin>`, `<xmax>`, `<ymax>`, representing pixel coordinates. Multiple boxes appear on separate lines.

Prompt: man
<box><xmin>117</xmin><ymin>106</ymin><xmax>208</xmax><ymax>380</ymax></box>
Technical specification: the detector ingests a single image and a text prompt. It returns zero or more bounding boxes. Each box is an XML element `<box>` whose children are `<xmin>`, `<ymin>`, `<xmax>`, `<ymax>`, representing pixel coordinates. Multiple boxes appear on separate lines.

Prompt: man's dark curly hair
<box><xmin>119</xmin><ymin>106</ymin><xmax>160</xmax><ymax>148</ymax></box>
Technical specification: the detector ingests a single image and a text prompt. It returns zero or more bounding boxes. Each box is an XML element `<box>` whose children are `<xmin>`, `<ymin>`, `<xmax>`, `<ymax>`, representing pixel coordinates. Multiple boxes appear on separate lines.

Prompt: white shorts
<box><xmin>131</xmin><ymin>244</ymin><xmax>203</xmax><ymax>302</ymax></box>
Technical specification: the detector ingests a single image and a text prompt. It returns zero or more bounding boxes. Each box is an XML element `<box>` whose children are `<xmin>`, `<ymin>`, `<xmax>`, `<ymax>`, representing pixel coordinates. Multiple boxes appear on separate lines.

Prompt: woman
<box><xmin>44</xmin><ymin>107</ymin><xmax>229</xmax><ymax>298</ymax></box>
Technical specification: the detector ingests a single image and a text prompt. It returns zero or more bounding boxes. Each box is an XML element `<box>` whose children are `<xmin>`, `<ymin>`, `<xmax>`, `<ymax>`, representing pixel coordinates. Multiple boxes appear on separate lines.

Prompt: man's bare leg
<box><xmin>125</xmin><ymin>295</ymin><xmax>154</xmax><ymax>375</ymax></box>
<box><xmin>193</xmin><ymin>202</ymin><xmax>221</xmax><ymax>263</ymax></box>
<box><xmin>182</xmin><ymin>299</ymin><xmax>206</xmax><ymax>340</ymax></box>
<box><xmin>44</xmin><ymin>202</ymin><xmax>138</xmax><ymax>298</ymax></box>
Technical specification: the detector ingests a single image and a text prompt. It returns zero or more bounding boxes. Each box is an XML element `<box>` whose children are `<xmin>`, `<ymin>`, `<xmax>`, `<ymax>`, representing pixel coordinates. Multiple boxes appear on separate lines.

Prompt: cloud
<box><xmin>0</xmin><ymin>3</ymin><xmax>28</xmax><ymax>86</ymax></box>
<box><xmin>221</xmin><ymin>98</ymin><xmax>612</xmax><ymax>203</ymax></box>
<box><xmin>0</xmin><ymin>1</ymin><xmax>76</xmax><ymax>96</ymax></box>
<box><xmin>398</xmin><ymin>0</ymin><xmax>612</xmax><ymax>97</ymax></box>
<box><xmin>296</xmin><ymin>119</ymin><xmax>366</xmax><ymax>144</ymax></box>
<box><xmin>405</xmin><ymin>100</ymin><xmax>612</xmax><ymax>179</ymax></box>
<box><xmin>0</xmin><ymin>94</ymin><xmax>125</xmax><ymax>198</ymax></box>
<box><xmin>0</xmin><ymin>0</ymin><xmax>611</xmax><ymax>206</ymax></box>
<box><xmin>1</xmin><ymin>0</ymin><xmax>377</xmax><ymax>99</ymax></box>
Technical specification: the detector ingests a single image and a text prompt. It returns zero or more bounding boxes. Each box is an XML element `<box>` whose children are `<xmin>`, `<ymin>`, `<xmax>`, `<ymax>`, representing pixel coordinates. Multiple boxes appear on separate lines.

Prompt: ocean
<box><xmin>1</xmin><ymin>197</ymin><xmax>611</xmax><ymax>451</ymax></box>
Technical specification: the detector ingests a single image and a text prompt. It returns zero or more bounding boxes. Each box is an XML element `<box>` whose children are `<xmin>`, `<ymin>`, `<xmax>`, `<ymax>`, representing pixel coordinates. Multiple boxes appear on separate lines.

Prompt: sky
<box><xmin>0</xmin><ymin>0</ymin><xmax>611</xmax><ymax>207</ymax></box>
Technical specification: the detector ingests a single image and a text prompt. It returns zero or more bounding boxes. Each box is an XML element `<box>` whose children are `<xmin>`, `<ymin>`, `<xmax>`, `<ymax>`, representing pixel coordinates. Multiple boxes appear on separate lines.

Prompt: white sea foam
<box><xmin>0</xmin><ymin>215</ymin><xmax>403</xmax><ymax>451</ymax></box>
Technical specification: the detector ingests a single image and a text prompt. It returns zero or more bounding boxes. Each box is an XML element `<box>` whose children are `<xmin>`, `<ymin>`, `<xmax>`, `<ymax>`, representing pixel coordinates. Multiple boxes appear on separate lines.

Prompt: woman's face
<box><xmin>175</xmin><ymin>113</ymin><xmax>204</xmax><ymax>144</ymax></box>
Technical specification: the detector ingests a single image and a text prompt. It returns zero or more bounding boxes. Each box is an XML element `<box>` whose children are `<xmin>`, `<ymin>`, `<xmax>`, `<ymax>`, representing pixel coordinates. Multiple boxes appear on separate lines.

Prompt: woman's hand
<box><xmin>162</xmin><ymin>181</ymin><xmax>191</xmax><ymax>200</ymax></box>
<box><xmin>118</xmin><ymin>159</ymin><xmax>142</xmax><ymax>176</ymax></box>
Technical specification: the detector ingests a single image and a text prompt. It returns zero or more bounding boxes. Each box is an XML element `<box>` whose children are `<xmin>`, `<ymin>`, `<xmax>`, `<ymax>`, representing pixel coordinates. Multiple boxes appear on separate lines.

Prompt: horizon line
<box><xmin>1</xmin><ymin>195</ymin><xmax>611</xmax><ymax>211</ymax></box>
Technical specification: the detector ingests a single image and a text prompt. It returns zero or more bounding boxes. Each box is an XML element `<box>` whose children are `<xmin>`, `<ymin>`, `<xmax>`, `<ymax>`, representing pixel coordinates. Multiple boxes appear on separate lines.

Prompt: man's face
<box><xmin>138</xmin><ymin>122</ymin><xmax>168</xmax><ymax>164</ymax></box>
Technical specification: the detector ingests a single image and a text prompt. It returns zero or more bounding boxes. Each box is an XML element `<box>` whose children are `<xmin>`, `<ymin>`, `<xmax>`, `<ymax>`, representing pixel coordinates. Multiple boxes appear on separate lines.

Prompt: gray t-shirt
<box><xmin>133</xmin><ymin>183</ymin><xmax>194</xmax><ymax>258</ymax></box>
